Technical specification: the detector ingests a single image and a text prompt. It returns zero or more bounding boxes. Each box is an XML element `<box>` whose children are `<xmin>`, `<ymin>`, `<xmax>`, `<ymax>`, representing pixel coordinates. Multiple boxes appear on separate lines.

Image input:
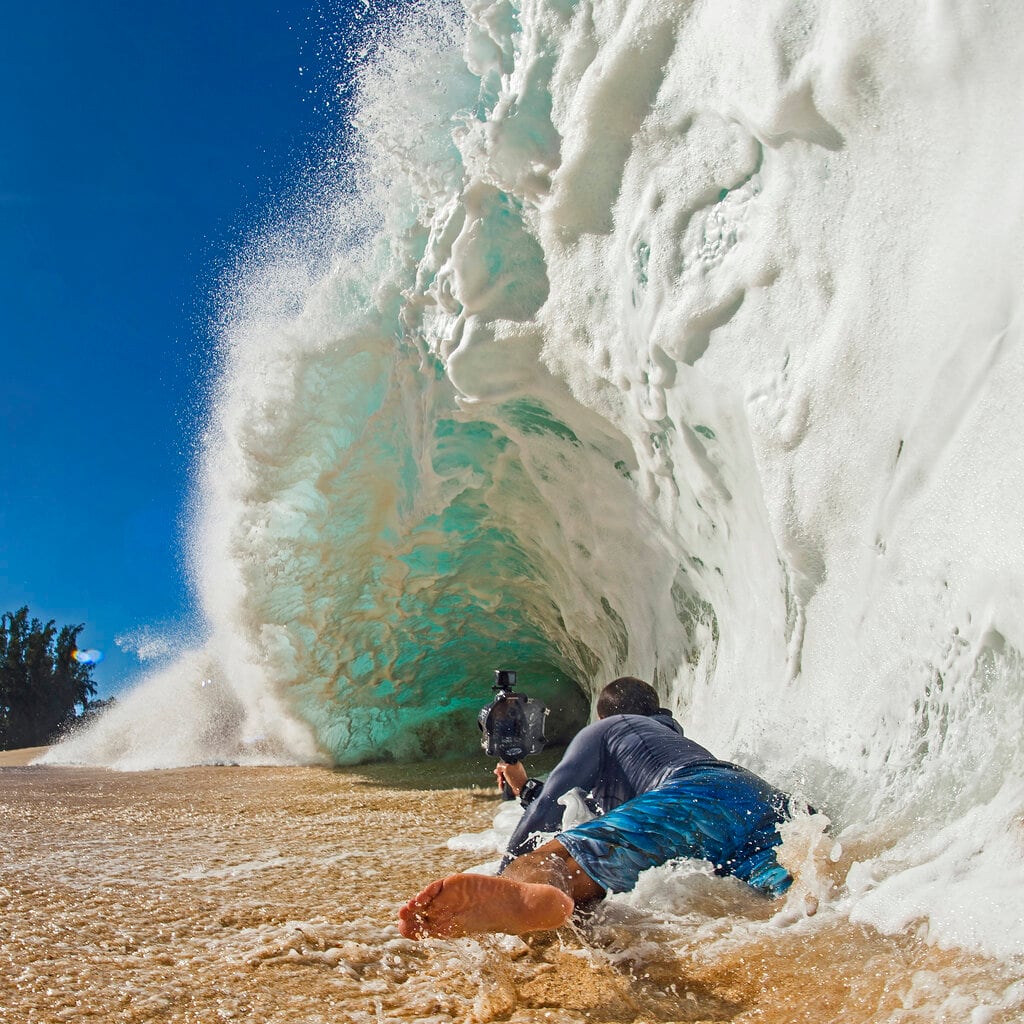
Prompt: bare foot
<box><xmin>398</xmin><ymin>873</ymin><xmax>574</xmax><ymax>939</ymax></box>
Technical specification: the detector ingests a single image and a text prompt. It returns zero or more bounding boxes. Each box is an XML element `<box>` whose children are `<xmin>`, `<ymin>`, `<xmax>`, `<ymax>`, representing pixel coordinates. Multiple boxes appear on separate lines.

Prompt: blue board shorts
<box><xmin>556</xmin><ymin>763</ymin><xmax>793</xmax><ymax>898</ymax></box>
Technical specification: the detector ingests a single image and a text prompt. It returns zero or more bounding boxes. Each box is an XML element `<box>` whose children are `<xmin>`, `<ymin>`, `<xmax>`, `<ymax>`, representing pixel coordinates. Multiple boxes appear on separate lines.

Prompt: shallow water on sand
<box><xmin>1</xmin><ymin>762</ymin><xmax>1020</xmax><ymax>1024</ymax></box>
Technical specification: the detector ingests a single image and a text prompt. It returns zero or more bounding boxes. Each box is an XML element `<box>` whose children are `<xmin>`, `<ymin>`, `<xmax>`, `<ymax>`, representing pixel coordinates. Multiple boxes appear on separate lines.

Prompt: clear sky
<box><xmin>1</xmin><ymin>2</ymin><xmax>370</xmax><ymax>698</ymax></box>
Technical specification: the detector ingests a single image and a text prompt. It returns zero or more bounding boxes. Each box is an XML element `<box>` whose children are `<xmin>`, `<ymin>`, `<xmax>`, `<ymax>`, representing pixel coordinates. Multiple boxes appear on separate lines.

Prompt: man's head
<box><xmin>596</xmin><ymin>677</ymin><xmax>660</xmax><ymax>719</ymax></box>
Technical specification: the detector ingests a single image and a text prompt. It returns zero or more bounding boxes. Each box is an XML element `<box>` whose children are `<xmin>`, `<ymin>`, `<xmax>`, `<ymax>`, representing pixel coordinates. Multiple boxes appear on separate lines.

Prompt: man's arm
<box><xmin>501</xmin><ymin>722</ymin><xmax>605</xmax><ymax>864</ymax></box>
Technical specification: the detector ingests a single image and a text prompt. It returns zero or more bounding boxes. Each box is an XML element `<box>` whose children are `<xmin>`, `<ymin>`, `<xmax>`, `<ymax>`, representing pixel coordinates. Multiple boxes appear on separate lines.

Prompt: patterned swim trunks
<box><xmin>556</xmin><ymin>762</ymin><xmax>793</xmax><ymax>897</ymax></box>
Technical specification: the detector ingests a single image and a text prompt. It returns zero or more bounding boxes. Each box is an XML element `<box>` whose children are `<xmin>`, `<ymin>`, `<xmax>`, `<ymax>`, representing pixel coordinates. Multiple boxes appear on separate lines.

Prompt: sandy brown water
<box><xmin>1</xmin><ymin>759</ymin><xmax>1021</xmax><ymax>1024</ymax></box>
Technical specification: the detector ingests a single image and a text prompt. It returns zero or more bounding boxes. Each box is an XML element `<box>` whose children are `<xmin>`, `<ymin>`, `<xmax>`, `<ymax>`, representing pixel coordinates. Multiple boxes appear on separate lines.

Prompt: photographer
<box><xmin>399</xmin><ymin>677</ymin><xmax>799</xmax><ymax>939</ymax></box>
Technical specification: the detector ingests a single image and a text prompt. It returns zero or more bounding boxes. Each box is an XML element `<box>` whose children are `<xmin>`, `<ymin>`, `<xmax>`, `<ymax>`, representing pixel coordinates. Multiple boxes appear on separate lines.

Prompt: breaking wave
<box><xmin>47</xmin><ymin>0</ymin><xmax>1024</xmax><ymax>962</ymax></box>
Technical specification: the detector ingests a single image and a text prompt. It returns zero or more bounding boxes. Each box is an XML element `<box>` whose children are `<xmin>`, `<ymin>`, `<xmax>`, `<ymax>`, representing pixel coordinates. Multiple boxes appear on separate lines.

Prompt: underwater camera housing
<box><xmin>477</xmin><ymin>669</ymin><xmax>548</xmax><ymax>765</ymax></box>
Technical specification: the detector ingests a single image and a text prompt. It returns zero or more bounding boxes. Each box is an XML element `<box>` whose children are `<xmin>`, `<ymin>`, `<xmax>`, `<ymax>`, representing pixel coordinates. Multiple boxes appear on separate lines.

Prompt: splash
<box><xmin>45</xmin><ymin>0</ymin><xmax>1024</xmax><ymax>961</ymax></box>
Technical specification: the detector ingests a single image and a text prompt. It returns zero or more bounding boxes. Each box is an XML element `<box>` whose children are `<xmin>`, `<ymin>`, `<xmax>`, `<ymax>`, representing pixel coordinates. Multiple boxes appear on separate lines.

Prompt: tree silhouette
<box><xmin>0</xmin><ymin>607</ymin><xmax>97</xmax><ymax>749</ymax></box>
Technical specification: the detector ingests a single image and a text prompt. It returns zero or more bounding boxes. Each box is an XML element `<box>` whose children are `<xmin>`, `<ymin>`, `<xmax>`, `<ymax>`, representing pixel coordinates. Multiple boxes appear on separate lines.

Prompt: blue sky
<box><xmin>1</xmin><ymin>2</ymin><xmax>369</xmax><ymax>698</ymax></box>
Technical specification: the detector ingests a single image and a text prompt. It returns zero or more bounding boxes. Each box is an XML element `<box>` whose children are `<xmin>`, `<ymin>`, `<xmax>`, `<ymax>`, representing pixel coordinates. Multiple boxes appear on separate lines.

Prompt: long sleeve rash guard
<box><xmin>502</xmin><ymin>712</ymin><xmax>721</xmax><ymax>864</ymax></box>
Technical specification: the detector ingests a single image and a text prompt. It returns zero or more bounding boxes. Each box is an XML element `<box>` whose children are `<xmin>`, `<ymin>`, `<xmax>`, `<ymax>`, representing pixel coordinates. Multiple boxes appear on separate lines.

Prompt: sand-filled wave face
<box><xmin>47</xmin><ymin>0</ymin><xmax>1024</xmax><ymax>963</ymax></box>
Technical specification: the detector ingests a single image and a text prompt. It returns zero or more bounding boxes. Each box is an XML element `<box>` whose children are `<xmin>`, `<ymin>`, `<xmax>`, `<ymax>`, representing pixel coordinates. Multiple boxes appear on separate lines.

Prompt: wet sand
<box><xmin>0</xmin><ymin>746</ymin><xmax>49</xmax><ymax>767</ymax></box>
<box><xmin>1</xmin><ymin>759</ymin><xmax>1020</xmax><ymax>1024</ymax></box>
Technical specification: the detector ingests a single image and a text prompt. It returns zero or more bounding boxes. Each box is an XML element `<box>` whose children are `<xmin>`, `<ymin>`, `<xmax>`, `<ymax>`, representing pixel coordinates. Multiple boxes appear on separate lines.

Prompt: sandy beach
<box><xmin>0</xmin><ymin>746</ymin><xmax>48</xmax><ymax>767</ymax></box>
<box><xmin>2</xmin><ymin>757</ymin><xmax>1018</xmax><ymax>1024</ymax></box>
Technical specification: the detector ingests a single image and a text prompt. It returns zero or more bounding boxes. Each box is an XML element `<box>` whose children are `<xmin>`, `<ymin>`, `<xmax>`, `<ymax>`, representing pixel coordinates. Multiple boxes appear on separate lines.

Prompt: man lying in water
<box><xmin>399</xmin><ymin>677</ymin><xmax>798</xmax><ymax>939</ymax></box>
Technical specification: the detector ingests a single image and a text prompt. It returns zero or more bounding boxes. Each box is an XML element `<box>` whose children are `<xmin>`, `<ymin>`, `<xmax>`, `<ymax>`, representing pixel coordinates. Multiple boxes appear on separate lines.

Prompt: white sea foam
<box><xmin>48</xmin><ymin>0</ymin><xmax>1024</xmax><ymax>961</ymax></box>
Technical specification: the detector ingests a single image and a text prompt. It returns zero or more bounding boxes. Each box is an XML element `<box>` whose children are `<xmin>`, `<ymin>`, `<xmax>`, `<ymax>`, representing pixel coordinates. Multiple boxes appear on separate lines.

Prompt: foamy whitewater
<box><xmin>46</xmin><ymin>0</ymin><xmax>1024</xmax><ymax>970</ymax></box>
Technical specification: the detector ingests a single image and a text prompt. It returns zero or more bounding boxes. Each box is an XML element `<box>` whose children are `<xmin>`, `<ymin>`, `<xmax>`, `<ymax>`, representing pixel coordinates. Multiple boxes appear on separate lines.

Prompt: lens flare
<box><xmin>72</xmin><ymin>649</ymin><xmax>104</xmax><ymax>665</ymax></box>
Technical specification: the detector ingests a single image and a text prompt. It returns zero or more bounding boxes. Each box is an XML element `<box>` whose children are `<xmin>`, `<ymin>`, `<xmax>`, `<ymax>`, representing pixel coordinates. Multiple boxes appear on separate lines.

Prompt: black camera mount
<box><xmin>478</xmin><ymin>669</ymin><xmax>548</xmax><ymax>797</ymax></box>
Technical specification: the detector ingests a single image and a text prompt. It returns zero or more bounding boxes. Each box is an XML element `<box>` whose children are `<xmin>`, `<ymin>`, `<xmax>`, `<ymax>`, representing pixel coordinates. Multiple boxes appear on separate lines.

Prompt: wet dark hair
<box><xmin>596</xmin><ymin>677</ymin><xmax>660</xmax><ymax>718</ymax></box>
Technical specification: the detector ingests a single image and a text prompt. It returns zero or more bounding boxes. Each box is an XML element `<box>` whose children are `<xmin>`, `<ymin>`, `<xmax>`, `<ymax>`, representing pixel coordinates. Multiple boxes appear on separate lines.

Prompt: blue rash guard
<box><xmin>501</xmin><ymin>712</ymin><xmax>794</xmax><ymax>897</ymax></box>
<box><xmin>504</xmin><ymin>712</ymin><xmax>717</xmax><ymax>859</ymax></box>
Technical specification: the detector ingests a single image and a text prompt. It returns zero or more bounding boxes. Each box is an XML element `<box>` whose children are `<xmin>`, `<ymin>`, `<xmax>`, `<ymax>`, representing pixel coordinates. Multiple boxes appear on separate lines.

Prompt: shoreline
<box><xmin>3</xmin><ymin>759</ymin><xmax>1013</xmax><ymax>1023</ymax></box>
<box><xmin>0</xmin><ymin>746</ymin><xmax>49</xmax><ymax>767</ymax></box>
